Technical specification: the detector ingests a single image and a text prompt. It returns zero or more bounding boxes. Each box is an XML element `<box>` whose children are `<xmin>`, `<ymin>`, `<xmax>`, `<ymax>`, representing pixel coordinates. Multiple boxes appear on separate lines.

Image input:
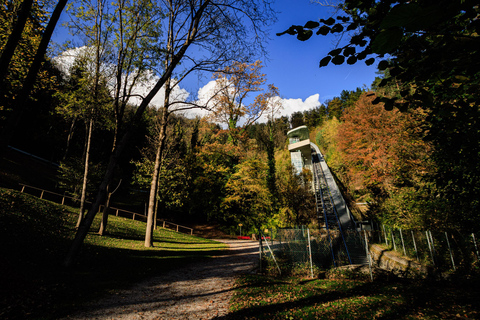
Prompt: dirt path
<box><xmin>62</xmin><ymin>240</ymin><xmax>259</xmax><ymax>320</ymax></box>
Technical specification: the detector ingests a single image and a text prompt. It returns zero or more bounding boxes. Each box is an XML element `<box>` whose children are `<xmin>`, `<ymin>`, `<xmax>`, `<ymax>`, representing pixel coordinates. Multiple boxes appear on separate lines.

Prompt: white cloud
<box><xmin>128</xmin><ymin>71</ymin><xmax>190</xmax><ymax>109</ymax></box>
<box><xmin>279</xmin><ymin>94</ymin><xmax>322</xmax><ymax>118</ymax></box>
<box><xmin>53</xmin><ymin>47</ymin><xmax>191</xmax><ymax>110</ymax></box>
<box><xmin>185</xmin><ymin>81</ymin><xmax>324</xmax><ymax>124</ymax></box>
<box><xmin>183</xmin><ymin>80</ymin><xmax>217</xmax><ymax>118</ymax></box>
<box><xmin>54</xmin><ymin>49</ymin><xmax>323</xmax><ymax>123</ymax></box>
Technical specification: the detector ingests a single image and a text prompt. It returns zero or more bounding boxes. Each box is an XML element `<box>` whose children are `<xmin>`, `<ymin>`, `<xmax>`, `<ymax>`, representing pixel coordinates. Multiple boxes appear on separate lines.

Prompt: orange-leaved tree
<box><xmin>209</xmin><ymin>60</ymin><xmax>275</xmax><ymax>146</ymax></box>
<box><xmin>337</xmin><ymin>92</ymin><xmax>433</xmax><ymax>227</ymax></box>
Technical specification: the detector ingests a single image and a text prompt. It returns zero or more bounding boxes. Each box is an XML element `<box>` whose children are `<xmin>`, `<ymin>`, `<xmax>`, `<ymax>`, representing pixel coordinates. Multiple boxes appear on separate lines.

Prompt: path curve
<box><xmin>62</xmin><ymin>240</ymin><xmax>259</xmax><ymax>320</ymax></box>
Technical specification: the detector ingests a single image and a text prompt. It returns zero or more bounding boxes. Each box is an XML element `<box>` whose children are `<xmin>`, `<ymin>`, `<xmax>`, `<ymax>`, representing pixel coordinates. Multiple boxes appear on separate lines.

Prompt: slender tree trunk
<box><xmin>63</xmin><ymin>117</ymin><xmax>76</xmax><ymax>160</ymax></box>
<box><xmin>98</xmin><ymin>179</ymin><xmax>121</xmax><ymax>235</ymax></box>
<box><xmin>266</xmin><ymin>122</ymin><xmax>277</xmax><ymax>207</ymax></box>
<box><xmin>145</xmin><ymin>7</ymin><xmax>175</xmax><ymax>247</ymax></box>
<box><xmin>98</xmin><ymin>185</ymin><xmax>110</xmax><ymax>235</ymax></box>
<box><xmin>0</xmin><ymin>0</ymin><xmax>68</xmax><ymax>157</ymax></box>
<box><xmin>145</xmin><ymin>107</ymin><xmax>169</xmax><ymax>247</ymax></box>
<box><xmin>76</xmin><ymin>118</ymin><xmax>93</xmax><ymax>228</ymax></box>
<box><xmin>0</xmin><ymin>0</ymin><xmax>34</xmax><ymax>83</ymax></box>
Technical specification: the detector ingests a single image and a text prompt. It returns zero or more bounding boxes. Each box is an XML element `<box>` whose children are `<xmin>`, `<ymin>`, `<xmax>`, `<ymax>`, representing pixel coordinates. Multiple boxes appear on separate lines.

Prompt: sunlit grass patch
<box><xmin>228</xmin><ymin>273</ymin><xmax>480</xmax><ymax>319</ymax></box>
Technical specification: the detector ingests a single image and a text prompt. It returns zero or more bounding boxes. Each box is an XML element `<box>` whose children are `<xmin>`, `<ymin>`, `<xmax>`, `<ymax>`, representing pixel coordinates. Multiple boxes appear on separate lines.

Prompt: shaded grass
<box><xmin>225</xmin><ymin>273</ymin><xmax>480</xmax><ymax>319</ymax></box>
<box><xmin>0</xmin><ymin>188</ymin><xmax>227</xmax><ymax>319</ymax></box>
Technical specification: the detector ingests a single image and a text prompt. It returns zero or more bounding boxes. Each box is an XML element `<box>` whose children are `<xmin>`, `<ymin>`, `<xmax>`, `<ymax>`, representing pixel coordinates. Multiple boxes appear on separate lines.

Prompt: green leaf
<box><xmin>380</xmin><ymin>3</ymin><xmax>444</xmax><ymax>32</ymax></box>
<box><xmin>343</xmin><ymin>46</ymin><xmax>356</xmax><ymax>57</ymax></box>
<box><xmin>304</xmin><ymin>21</ymin><xmax>320</xmax><ymax>29</ymax></box>
<box><xmin>297</xmin><ymin>29</ymin><xmax>313</xmax><ymax>41</ymax></box>
<box><xmin>325</xmin><ymin>17</ymin><xmax>335</xmax><ymax>25</ymax></box>
<box><xmin>372</xmin><ymin>97</ymin><xmax>382</xmax><ymax>104</ymax></box>
<box><xmin>321</xmin><ymin>17</ymin><xmax>335</xmax><ymax>26</ymax></box>
<box><xmin>347</xmin><ymin>56</ymin><xmax>357</xmax><ymax>65</ymax></box>
<box><xmin>371</xmin><ymin>27</ymin><xmax>403</xmax><ymax>54</ymax></box>
<box><xmin>316</xmin><ymin>25</ymin><xmax>330</xmax><ymax>35</ymax></box>
<box><xmin>380</xmin><ymin>3</ymin><xmax>422</xmax><ymax>29</ymax></box>
<box><xmin>328</xmin><ymin>48</ymin><xmax>342</xmax><ymax>56</ymax></box>
<box><xmin>319</xmin><ymin>56</ymin><xmax>331</xmax><ymax>67</ymax></box>
<box><xmin>357</xmin><ymin>51</ymin><xmax>367</xmax><ymax>60</ymax></box>
<box><xmin>346</xmin><ymin>22</ymin><xmax>358</xmax><ymax>31</ymax></box>
<box><xmin>378</xmin><ymin>60</ymin><xmax>389</xmax><ymax>70</ymax></box>
<box><xmin>384</xmin><ymin>99</ymin><xmax>395</xmax><ymax>111</ymax></box>
<box><xmin>331</xmin><ymin>24</ymin><xmax>344</xmax><ymax>33</ymax></box>
<box><xmin>332</xmin><ymin>55</ymin><xmax>345</xmax><ymax>65</ymax></box>
<box><xmin>390</xmin><ymin>66</ymin><xmax>401</xmax><ymax>77</ymax></box>
<box><xmin>276</xmin><ymin>25</ymin><xmax>301</xmax><ymax>36</ymax></box>
<box><xmin>365</xmin><ymin>58</ymin><xmax>375</xmax><ymax>66</ymax></box>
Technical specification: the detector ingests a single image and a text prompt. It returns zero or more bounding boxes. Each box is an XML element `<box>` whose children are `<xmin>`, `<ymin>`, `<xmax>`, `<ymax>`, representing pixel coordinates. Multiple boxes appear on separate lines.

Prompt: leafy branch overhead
<box><xmin>277</xmin><ymin>0</ymin><xmax>480</xmax><ymax>111</ymax></box>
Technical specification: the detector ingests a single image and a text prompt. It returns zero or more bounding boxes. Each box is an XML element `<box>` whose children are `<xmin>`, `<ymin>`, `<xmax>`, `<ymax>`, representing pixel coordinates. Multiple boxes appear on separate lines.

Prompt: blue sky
<box><xmin>264</xmin><ymin>0</ymin><xmax>379</xmax><ymax>104</ymax></box>
<box><xmin>51</xmin><ymin>0</ymin><xmax>380</xmax><ymax>119</ymax></box>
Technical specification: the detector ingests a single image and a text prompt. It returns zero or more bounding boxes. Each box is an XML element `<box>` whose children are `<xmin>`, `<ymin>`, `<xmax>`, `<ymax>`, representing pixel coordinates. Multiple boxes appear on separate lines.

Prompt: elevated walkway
<box><xmin>311</xmin><ymin>143</ymin><xmax>353</xmax><ymax>230</ymax></box>
<box><xmin>287</xmin><ymin>126</ymin><xmax>367</xmax><ymax>266</ymax></box>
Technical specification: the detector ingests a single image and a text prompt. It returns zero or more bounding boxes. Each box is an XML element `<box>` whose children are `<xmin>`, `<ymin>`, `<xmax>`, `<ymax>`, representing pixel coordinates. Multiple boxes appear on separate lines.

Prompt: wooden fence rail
<box><xmin>18</xmin><ymin>184</ymin><xmax>193</xmax><ymax>235</ymax></box>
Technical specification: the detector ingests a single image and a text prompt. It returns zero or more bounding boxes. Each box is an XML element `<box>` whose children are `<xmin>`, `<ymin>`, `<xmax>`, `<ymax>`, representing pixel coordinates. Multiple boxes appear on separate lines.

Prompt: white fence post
<box><xmin>307</xmin><ymin>229</ymin><xmax>313</xmax><ymax>278</ymax></box>
<box><xmin>445</xmin><ymin>232</ymin><xmax>456</xmax><ymax>270</ymax></box>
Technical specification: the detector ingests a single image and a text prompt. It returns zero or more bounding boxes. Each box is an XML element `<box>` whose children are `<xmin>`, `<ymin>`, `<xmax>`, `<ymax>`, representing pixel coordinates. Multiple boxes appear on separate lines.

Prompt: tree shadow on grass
<box><xmin>216</xmin><ymin>276</ymin><xmax>480</xmax><ymax>320</ymax></box>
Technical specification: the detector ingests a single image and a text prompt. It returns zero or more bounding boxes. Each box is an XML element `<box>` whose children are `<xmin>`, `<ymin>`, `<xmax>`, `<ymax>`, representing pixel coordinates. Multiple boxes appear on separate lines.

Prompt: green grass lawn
<box><xmin>226</xmin><ymin>272</ymin><xmax>480</xmax><ymax>319</ymax></box>
<box><xmin>0</xmin><ymin>188</ymin><xmax>227</xmax><ymax>319</ymax></box>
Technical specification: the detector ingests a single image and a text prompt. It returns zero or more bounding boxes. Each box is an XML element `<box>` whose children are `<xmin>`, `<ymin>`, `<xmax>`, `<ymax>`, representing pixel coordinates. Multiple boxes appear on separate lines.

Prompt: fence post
<box><xmin>472</xmin><ymin>233</ymin><xmax>479</xmax><ymax>261</ymax></box>
<box><xmin>411</xmin><ymin>231</ymin><xmax>420</xmax><ymax>262</ymax></box>
<box><xmin>364</xmin><ymin>231</ymin><xmax>373</xmax><ymax>281</ymax></box>
<box><xmin>40</xmin><ymin>190</ymin><xmax>44</xmax><ymax>199</ymax></box>
<box><xmin>429</xmin><ymin>231</ymin><xmax>437</xmax><ymax>261</ymax></box>
<box><xmin>383</xmin><ymin>225</ymin><xmax>388</xmax><ymax>247</ymax></box>
<box><xmin>263</xmin><ymin>232</ymin><xmax>281</xmax><ymax>275</ymax></box>
<box><xmin>426</xmin><ymin>231</ymin><xmax>435</xmax><ymax>266</ymax></box>
<box><xmin>259</xmin><ymin>229</ymin><xmax>263</xmax><ymax>273</ymax></box>
<box><xmin>21</xmin><ymin>185</ymin><xmax>25</xmax><ymax>192</ymax></box>
<box><xmin>399</xmin><ymin>228</ymin><xmax>406</xmax><ymax>256</ymax></box>
<box><xmin>445</xmin><ymin>232</ymin><xmax>456</xmax><ymax>271</ymax></box>
<box><xmin>307</xmin><ymin>229</ymin><xmax>314</xmax><ymax>279</ymax></box>
<box><xmin>391</xmin><ymin>230</ymin><xmax>397</xmax><ymax>252</ymax></box>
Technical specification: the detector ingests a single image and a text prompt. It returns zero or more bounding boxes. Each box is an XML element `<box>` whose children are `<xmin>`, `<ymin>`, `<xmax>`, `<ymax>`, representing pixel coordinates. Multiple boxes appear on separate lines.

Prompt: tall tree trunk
<box><xmin>0</xmin><ymin>0</ymin><xmax>68</xmax><ymax>157</ymax></box>
<box><xmin>98</xmin><ymin>179</ymin><xmax>121</xmax><ymax>235</ymax></box>
<box><xmin>266</xmin><ymin>122</ymin><xmax>277</xmax><ymax>211</ymax></box>
<box><xmin>63</xmin><ymin>117</ymin><xmax>76</xmax><ymax>160</ymax></box>
<box><xmin>0</xmin><ymin>0</ymin><xmax>33</xmax><ymax>84</ymax></box>
<box><xmin>0</xmin><ymin>0</ymin><xmax>34</xmax><ymax>83</ymax></box>
<box><xmin>76</xmin><ymin>118</ymin><xmax>93</xmax><ymax>228</ymax></box>
<box><xmin>98</xmin><ymin>185</ymin><xmax>110</xmax><ymax>235</ymax></box>
<box><xmin>145</xmin><ymin>7</ymin><xmax>175</xmax><ymax>247</ymax></box>
<box><xmin>145</xmin><ymin>104</ymin><xmax>169</xmax><ymax>247</ymax></box>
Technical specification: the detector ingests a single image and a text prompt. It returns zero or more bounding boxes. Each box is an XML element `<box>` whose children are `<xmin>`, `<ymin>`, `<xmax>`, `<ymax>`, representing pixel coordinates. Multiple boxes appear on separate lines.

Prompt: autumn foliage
<box><xmin>319</xmin><ymin>92</ymin><xmax>434</xmax><ymax>228</ymax></box>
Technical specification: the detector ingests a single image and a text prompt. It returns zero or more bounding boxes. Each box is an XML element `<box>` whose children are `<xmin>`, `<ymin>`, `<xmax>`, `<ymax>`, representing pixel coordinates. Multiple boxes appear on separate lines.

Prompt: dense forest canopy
<box><xmin>0</xmin><ymin>0</ymin><xmax>479</xmax><ymax>265</ymax></box>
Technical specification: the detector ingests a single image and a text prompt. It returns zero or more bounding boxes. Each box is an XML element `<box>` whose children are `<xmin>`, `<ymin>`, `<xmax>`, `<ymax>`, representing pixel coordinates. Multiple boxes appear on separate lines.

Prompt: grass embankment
<box><xmin>227</xmin><ymin>271</ymin><xmax>480</xmax><ymax>319</ymax></box>
<box><xmin>0</xmin><ymin>188</ymin><xmax>227</xmax><ymax>319</ymax></box>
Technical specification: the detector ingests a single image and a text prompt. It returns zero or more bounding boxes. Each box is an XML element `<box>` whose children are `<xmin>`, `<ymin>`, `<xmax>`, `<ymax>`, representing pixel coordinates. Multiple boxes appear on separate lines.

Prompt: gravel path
<box><xmin>62</xmin><ymin>240</ymin><xmax>259</xmax><ymax>320</ymax></box>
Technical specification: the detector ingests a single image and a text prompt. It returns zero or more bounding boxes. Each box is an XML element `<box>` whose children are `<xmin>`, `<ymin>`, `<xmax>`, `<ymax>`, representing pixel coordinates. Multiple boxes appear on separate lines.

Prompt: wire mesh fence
<box><xmin>259</xmin><ymin>228</ymin><xmax>365</xmax><ymax>276</ymax></box>
<box><xmin>259</xmin><ymin>226</ymin><xmax>480</xmax><ymax>277</ymax></box>
<box><xmin>368</xmin><ymin>225</ymin><xmax>480</xmax><ymax>273</ymax></box>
